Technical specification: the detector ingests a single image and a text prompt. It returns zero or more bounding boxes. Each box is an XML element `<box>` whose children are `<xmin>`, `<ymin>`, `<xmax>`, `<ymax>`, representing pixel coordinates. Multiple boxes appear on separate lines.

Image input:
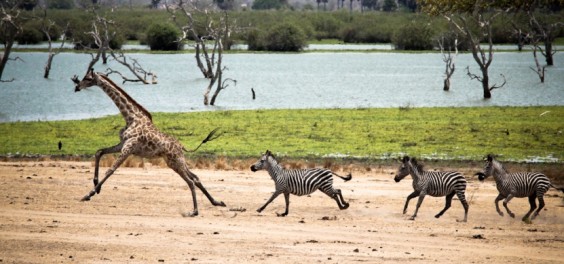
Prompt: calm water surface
<box><xmin>0</xmin><ymin>51</ymin><xmax>563</xmax><ymax>122</ymax></box>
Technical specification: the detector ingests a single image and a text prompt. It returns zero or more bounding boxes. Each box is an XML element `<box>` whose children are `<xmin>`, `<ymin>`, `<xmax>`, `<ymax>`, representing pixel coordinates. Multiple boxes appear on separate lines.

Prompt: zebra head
<box><xmin>394</xmin><ymin>156</ymin><xmax>412</xmax><ymax>182</ymax></box>
<box><xmin>476</xmin><ymin>154</ymin><xmax>502</xmax><ymax>181</ymax></box>
<box><xmin>250</xmin><ymin>150</ymin><xmax>274</xmax><ymax>172</ymax></box>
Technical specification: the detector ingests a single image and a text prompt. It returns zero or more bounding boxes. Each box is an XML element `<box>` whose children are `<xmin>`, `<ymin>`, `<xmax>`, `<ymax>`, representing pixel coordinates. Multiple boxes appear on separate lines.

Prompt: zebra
<box><xmin>250</xmin><ymin>150</ymin><xmax>352</xmax><ymax>217</ymax></box>
<box><xmin>394</xmin><ymin>156</ymin><xmax>469</xmax><ymax>222</ymax></box>
<box><xmin>476</xmin><ymin>154</ymin><xmax>564</xmax><ymax>223</ymax></box>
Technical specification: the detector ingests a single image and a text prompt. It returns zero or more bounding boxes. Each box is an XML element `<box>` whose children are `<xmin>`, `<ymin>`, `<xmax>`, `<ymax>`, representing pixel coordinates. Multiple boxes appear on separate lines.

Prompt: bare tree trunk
<box><xmin>0</xmin><ymin>42</ymin><xmax>14</xmax><ymax>80</ymax></box>
<box><xmin>544</xmin><ymin>42</ymin><xmax>553</xmax><ymax>66</ymax></box>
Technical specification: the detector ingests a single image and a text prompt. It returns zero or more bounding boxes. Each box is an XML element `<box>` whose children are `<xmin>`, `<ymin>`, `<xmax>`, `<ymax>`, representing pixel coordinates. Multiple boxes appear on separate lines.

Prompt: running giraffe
<box><xmin>72</xmin><ymin>69</ymin><xmax>226</xmax><ymax>217</ymax></box>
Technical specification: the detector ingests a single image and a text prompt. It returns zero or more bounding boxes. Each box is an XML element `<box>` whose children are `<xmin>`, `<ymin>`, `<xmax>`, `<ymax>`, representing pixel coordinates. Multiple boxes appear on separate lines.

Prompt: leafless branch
<box><xmin>489</xmin><ymin>74</ymin><xmax>506</xmax><ymax>91</ymax></box>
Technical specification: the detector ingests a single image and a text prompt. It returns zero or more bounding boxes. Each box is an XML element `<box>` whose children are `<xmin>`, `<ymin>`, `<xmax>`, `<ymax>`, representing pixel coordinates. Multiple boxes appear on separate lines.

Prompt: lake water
<box><xmin>0</xmin><ymin>51</ymin><xmax>563</xmax><ymax>122</ymax></box>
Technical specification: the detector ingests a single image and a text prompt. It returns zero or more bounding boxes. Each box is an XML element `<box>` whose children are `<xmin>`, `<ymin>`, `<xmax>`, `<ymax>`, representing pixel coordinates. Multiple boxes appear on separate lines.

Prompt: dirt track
<box><xmin>1</xmin><ymin>161</ymin><xmax>563</xmax><ymax>263</ymax></box>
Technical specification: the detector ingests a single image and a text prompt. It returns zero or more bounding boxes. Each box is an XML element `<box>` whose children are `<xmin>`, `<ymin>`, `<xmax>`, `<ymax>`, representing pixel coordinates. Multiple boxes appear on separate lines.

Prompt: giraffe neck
<box><xmin>96</xmin><ymin>74</ymin><xmax>152</xmax><ymax>125</ymax></box>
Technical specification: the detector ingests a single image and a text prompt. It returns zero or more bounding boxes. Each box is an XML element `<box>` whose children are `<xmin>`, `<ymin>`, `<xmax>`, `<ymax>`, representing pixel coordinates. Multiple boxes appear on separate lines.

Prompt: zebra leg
<box><xmin>522</xmin><ymin>194</ymin><xmax>537</xmax><ymax>223</ymax></box>
<box><xmin>531</xmin><ymin>194</ymin><xmax>545</xmax><ymax>220</ymax></box>
<box><xmin>335</xmin><ymin>189</ymin><xmax>349</xmax><ymax>210</ymax></box>
<box><xmin>81</xmin><ymin>152</ymin><xmax>130</xmax><ymax>201</ymax></box>
<box><xmin>403</xmin><ymin>191</ymin><xmax>419</xmax><ymax>215</ymax></box>
<box><xmin>502</xmin><ymin>194</ymin><xmax>516</xmax><ymax>218</ymax></box>
<box><xmin>456</xmin><ymin>191</ymin><xmax>469</xmax><ymax>222</ymax></box>
<box><xmin>494</xmin><ymin>194</ymin><xmax>505</xmax><ymax>217</ymax></box>
<box><xmin>322</xmin><ymin>188</ymin><xmax>349</xmax><ymax>210</ymax></box>
<box><xmin>277</xmin><ymin>193</ymin><xmax>290</xmax><ymax>217</ymax></box>
<box><xmin>257</xmin><ymin>191</ymin><xmax>282</xmax><ymax>214</ymax></box>
<box><xmin>409</xmin><ymin>193</ymin><xmax>426</xmax><ymax>220</ymax></box>
<box><xmin>435</xmin><ymin>192</ymin><xmax>454</xmax><ymax>219</ymax></box>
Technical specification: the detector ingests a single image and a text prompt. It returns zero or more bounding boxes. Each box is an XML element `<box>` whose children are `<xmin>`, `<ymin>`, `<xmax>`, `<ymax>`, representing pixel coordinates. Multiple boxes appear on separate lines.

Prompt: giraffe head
<box><xmin>72</xmin><ymin>68</ymin><xmax>98</xmax><ymax>92</ymax></box>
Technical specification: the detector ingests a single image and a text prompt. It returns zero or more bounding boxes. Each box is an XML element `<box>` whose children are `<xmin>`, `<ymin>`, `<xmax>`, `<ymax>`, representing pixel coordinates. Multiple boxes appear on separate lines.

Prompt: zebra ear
<box><xmin>487</xmin><ymin>154</ymin><xmax>493</xmax><ymax>162</ymax></box>
<box><xmin>411</xmin><ymin>157</ymin><xmax>418</xmax><ymax>165</ymax></box>
<box><xmin>402</xmin><ymin>156</ymin><xmax>409</xmax><ymax>163</ymax></box>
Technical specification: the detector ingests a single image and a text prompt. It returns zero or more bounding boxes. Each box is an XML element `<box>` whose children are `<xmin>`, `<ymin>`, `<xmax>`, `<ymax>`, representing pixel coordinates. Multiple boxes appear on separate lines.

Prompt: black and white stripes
<box><xmin>250</xmin><ymin>150</ymin><xmax>351</xmax><ymax>216</ymax></box>
<box><xmin>394</xmin><ymin>156</ymin><xmax>469</xmax><ymax>222</ymax></box>
<box><xmin>476</xmin><ymin>154</ymin><xmax>560</xmax><ymax>222</ymax></box>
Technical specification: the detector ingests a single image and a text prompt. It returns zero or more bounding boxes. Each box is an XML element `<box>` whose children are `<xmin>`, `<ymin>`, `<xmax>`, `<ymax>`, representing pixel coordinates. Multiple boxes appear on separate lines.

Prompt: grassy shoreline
<box><xmin>1</xmin><ymin>107</ymin><xmax>562</xmax><ymax>162</ymax></box>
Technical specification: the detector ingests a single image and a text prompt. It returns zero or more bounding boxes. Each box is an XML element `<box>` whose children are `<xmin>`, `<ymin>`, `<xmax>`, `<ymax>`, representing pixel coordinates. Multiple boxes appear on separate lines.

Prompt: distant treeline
<box><xmin>14</xmin><ymin>9</ymin><xmax>564</xmax><ymax>51</ymax></box>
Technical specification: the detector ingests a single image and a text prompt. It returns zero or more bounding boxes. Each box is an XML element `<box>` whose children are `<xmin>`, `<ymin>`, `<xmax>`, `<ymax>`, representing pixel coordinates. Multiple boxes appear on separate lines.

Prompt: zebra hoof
<box><xmin>215</xmin><ymin>201</ymin><xmax>226</xmax><ymax>207</ymax></box>
<box><xmin>341</xmin><ymin>203</ymin><xmax>350</xmax><ymax>210</ymax></box>
<box><xmin>408</xmin><ymin>216</ymin><xmax>416</xmax><ymax>221</ymax></box>
<box><xmin>509</xmin><ymin>213</ymin><xmax>515</xmax><ymax>218</ymax></box>
<box><xmin>80</xmin><ymin>195</ymin><xmax>91</xmax><ymax>202</ymax></box>
<box><xmin>522</xmin><ymin>218</ymin><xmax>532</xmax><ymax>224</ymax></box>
<box><xmin>434</xmin><ymin>214</ymin><xmax>442</xmax><ymax>219</ymax></box>
<box><xmin>182</xmin><ymin>211</ymin><xmax>199</xmax><ymax>217</ymax></box>
<box><xmin>276</xmin><ymin>212</ymin><xmax>288</xmax><ymax>217</ymax></box>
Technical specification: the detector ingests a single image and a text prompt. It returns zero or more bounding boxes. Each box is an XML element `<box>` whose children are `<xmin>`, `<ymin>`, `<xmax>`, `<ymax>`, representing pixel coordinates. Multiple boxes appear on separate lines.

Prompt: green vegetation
<box><xmin>15</xmin><ymin>8</ymin><xmax>564</xmax><ymax>51</ymax></box>
<box><xmin>145</xmin><ymin>22</ymin><xmax>182</xmax><ymax>51</ymax></box>
<box><xmin>1</xmin><ymin>107</ymin><xmax>562</xmax><ymax>163</ymax></box>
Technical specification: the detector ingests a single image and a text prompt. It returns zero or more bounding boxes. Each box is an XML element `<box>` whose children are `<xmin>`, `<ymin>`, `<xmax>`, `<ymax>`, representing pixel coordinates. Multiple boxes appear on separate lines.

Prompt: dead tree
<box><xmin>41</xmin><ymin>9</ymin><xmax>69</xmax><ymax>79</ymax></box>
<box><xmin>167</xmin><ymin>0</ymin><xmax>235</xmax><ymax>105</ymax></box>
<box><xmin>528</xmin><ymin>10</ymin><xmax>562</xmax><ymax>67</ymax></box>
<box><xmin>84</xmin><ymin>13</ymin><xmax>155</xmax><ymax>84</ymax></box>
<box><xmin>447</xmin><ymin>9</ymin><xmax>507</xmax><ymax>99</ymax></box>
<box><xmin>0</xmin><ymin>1</ymin><xmax>23</xmax><ymax>81</ymax></box>
<box><xmin>438</xmin><ymin>34</ymin><xmax>458</xmax><ymax>91</ymax></box>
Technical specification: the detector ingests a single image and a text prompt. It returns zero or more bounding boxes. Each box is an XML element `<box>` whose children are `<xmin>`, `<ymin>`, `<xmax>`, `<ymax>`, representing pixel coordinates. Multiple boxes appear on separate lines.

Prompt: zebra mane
<box><xmin>492</xmin><ymin>159</ymin><xmax>509</xmax><ymax>174</ymax></box>
<box><xmin>410</xmin><ymin>159</ymin><xmax>425</xmax><ymax>174</ymax></box>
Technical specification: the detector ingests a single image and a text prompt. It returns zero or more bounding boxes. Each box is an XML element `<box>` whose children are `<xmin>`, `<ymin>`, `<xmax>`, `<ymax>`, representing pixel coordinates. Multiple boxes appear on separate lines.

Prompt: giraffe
<box><xmin>71</xmin><ymin>69</ymin><xmax>226</xmax><ymax>217</ymax></box>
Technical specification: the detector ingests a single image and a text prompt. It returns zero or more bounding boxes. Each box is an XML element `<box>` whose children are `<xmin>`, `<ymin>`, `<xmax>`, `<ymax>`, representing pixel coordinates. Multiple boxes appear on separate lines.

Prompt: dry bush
<box><xmin>148</xmin><ymin>157</ymin><xmax>167</xmax><ymax>168</ymax></box>
<box><xmin>214</xmin><ymin>157</ymin><xmax>229</xmax><ymax>170</ymax></box>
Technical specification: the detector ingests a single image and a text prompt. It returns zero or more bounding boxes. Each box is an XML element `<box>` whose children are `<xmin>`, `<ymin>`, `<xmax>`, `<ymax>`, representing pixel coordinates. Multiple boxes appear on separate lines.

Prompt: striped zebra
<box><xmin>250</xmin><ymin>150</ymin><xmax>352</xmax><ymax>217</ymax></box>
<box><xmin>394</xmin><ymin>156</ymin><xmax>469</xmax><ymax>222</ymax></box>
<box><xmin>476</xmin><ymin>154</ymin><xmax>564</xmax><ymax>223</ymax></box>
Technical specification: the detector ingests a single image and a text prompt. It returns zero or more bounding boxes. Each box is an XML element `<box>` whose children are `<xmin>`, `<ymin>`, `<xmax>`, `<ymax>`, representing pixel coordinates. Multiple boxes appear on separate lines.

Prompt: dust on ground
<box><xmin>1</xmin><ymin>161</ymin><xmax>563</xmax><ymax>263</ymax></box>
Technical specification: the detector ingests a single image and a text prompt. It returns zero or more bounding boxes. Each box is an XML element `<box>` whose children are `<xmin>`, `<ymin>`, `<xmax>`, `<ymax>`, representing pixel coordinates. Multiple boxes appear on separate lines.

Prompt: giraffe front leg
<box><xmin>93</xmin><ymin>143</ymin><xmax>123</xmax><ymax>194</ymax></box>
<box><xmin>81</xmin><ymin>152</ymin><xmax>130</xmax><ymax>202</ymax></box>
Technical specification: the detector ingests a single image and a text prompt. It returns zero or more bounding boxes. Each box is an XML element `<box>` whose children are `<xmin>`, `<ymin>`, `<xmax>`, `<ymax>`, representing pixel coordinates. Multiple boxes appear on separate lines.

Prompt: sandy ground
<box><xmin>0</xmin><ymin>160</ymin><xmax>563</xmax><ymax>263</ymax></box>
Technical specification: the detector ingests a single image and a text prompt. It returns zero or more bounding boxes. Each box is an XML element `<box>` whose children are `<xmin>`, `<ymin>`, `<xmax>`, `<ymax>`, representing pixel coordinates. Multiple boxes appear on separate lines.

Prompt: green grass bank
<box><xmin>1</xmin><ymin>107</ymin><xmax>562</xmax><ymax>163</ymax></box>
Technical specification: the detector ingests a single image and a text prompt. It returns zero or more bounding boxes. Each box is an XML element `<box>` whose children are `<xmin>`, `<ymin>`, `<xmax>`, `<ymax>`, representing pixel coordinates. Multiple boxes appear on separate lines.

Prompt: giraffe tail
<box><xmin>335</xmin><ymin>172</ymin><xmax>352</xmax><ymax>182</ymax></box>
<box><xmin>184</xmin><ymin>127</ymin><xmax>222</xmax><ymax>152</ymax></box>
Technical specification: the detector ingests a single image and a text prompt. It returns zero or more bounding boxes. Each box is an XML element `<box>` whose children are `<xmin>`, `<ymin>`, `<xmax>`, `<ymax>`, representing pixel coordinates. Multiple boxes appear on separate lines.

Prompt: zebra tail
<box><xmin>551</xmin><ymin>184</ymin><xmax>564</xmax><ymax>193</ymax></box>
<box><xmin>335</xmin><ymin>172</ymin><xmax>352</xmax><ymax>182</ymax></box>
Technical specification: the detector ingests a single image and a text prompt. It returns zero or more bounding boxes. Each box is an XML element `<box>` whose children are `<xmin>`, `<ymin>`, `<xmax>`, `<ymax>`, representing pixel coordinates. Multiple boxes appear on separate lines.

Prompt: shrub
<box><xmin>265</xmin><ymin>22</ymin><xmax>307</xmax><ymax>51</ymax></box>
<box><xmin>392</xmin><ymin>20</ymin><xmax>434</xmax><ymax>50</ymax></box>
<box><xmin>16</xmin><ymin>27</ymin><xmax>43</xmax><ymax>45</ymax></box>
<box><xmin>146</xmin><ymin>22</ymin><xmax>182</xmax><ymax>51</ymax></box>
